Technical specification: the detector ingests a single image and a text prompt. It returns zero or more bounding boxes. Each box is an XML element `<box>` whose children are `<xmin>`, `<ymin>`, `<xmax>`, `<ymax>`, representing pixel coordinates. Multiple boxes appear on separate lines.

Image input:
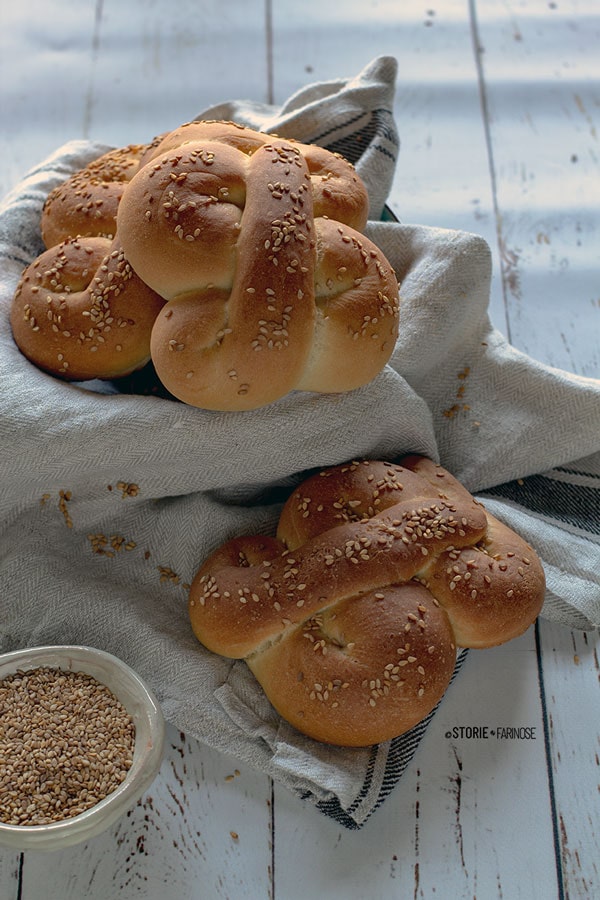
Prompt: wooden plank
<box><xmin>474</xmin><ymin>0</ymin><xmax>600</xmax><ymax>376</ymax></box>
<box><xmin>79</xmin><ymin>0</ymin><xmax>270</xmax><ymax>144</ymax></box>
<box><xmin>0</xmin><ymin>853</ymin><xmax>20</xmax><ymax>900</ymax></box>
<box><xmin>0</xmin><ymin>0</ymin><xmax>97</xmax><ymax>200</ymax></box>
<box><xmin>0</xmin><ymin>0</ymin><xmax>268</xmax><ymax>199</ymax></box>
<box><xmin>536</xmin><ymin>618</ymin><xmax>600</xmax><ymax>898</ymax></box>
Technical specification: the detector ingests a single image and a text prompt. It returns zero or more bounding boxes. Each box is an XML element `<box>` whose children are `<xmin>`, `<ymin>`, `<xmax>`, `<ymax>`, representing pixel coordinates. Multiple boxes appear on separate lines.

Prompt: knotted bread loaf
<box><xmin>12</xmin><ymin>121</ymin><xmax>399</xmax><ymax>403</ymax></box>
<box><xmin>11</xmin><ymin>236</ymin><xmax>165</xmax><ymax>381</ymax></box>
<box><xmin>12</xmin><ymin>141</ymin><xmax>167</xmax><ymax>381</ymax></box>
<box><xmin>116</xmin><ymin>121</ymin><xmax>400</xmax><ymax>410</ymax></box>
<box><xmin>40</xmin><ymin>142</ymin><xmax>162</xmax><ymax>249</ymax></box>
<box><xmin>189</xmin><ymin>456</ymin><xmax>545</xmax><ymax>747</ymax></box>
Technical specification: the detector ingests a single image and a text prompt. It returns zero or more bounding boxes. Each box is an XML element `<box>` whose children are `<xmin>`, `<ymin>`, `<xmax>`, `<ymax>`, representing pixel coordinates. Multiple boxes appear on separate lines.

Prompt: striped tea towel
<box><xmin>1</xmin><ymin>56</ymin><xmax>599</xmax><ymax>829</ymax></box>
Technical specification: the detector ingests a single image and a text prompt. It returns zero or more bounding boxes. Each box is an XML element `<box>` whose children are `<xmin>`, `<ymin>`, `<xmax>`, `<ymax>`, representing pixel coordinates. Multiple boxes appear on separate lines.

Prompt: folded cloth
<box><xmin>1</xmin><ymin>56</ymin><xmax>599</xmax><ymax>829</ymax></box>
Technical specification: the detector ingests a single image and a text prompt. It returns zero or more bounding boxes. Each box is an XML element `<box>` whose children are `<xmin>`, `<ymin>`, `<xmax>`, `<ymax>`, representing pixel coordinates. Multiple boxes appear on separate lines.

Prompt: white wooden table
<box><xmin>1</xmin><ymin>1</ymin><xmax>598</xmax><ymax>897</ymax></box>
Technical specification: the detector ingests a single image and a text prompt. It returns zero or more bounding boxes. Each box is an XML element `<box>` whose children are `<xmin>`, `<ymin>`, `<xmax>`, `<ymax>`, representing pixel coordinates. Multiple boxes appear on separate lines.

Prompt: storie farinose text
<box><xmin>445</xmin><ymin>725</ymin><xmax>537</xmax><ymax>740</ymax></box>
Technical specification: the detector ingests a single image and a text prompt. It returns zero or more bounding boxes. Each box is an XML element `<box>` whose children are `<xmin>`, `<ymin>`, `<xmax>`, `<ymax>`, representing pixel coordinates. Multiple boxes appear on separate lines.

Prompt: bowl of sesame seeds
<box><xmin>0</xmin><ymin>645</ymin><xmax>165</xmax><ymax>850</ymax></box>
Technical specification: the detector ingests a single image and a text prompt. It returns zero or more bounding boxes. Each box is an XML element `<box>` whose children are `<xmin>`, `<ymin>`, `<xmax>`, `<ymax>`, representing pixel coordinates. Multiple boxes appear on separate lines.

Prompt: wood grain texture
<box><xmin>537</xmin><ymin>618</ymin><xmax>600</xmax><ymax>898</ymax></box>
<box><xmin>0</xmin><ymin>0</ymin><xmax>598</xmax><ymax>897</ymax></box>
<box><xmin>475</xmin><ymin>0</ymin><xmax>600</xmax><ymax>375</ymax></box>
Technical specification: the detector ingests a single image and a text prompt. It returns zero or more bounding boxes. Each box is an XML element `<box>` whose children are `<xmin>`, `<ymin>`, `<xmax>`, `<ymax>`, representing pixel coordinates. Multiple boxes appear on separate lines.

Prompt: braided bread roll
<box><xmin>116</xmin><ymin>121</ymin><xmax>400</xmax><ymax>410</ymax></box>
<box><xmin>40</xmin><ymin>142</ymin><xmax>164</xmax><ymax>249</ymax></box>
<box><xmin>189</xmin><ymin>456</ymin><xmax>545</xmax><ymax>747</ymax></box>
<box><xmin>11</xmin><ymin>236</ymin><xmax>165</xmax><ymax>381</ymax></box>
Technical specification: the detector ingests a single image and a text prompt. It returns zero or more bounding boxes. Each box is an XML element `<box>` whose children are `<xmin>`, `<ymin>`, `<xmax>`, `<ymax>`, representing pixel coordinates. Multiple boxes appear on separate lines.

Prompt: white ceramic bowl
<box><xmin>0</xmin><ymin>645</ymin><xmax>165</xmax><ymax>851</ymax></box>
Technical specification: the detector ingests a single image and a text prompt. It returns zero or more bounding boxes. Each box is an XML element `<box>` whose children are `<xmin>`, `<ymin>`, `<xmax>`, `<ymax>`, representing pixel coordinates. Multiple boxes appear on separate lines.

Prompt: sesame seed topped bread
<box><xmin>11</xmin><ymin>236</ymin><xmax>165</xmax><ymax>381</ymax></box>
<box><xmin>12</xmin><ymin>140</ymin><xmax>169</xmax><ymax>382</ymax></box>
<box><xmin>11</xmin><ymin>121</ymin><xmax>399</xmax><ymax>405</ymax></box>
<box><xmin>115</xmin><ymin>120</ymin><xmax>399</xmax><ymax>410</ymax></box>
<box><xmin>40</xmin><ymin>143</ymin><xmax>161</xmax><ymax>250</ymax></box>
<box><xmin>188</xmin><ymin>456</ymin><xmax>545</xmax><ymax>747</ymax></box>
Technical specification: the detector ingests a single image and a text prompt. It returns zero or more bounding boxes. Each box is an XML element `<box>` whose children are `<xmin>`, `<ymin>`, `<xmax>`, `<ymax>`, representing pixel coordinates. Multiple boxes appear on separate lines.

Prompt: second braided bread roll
<box><xmin>189</xmin><ymin>456</ymin><xmax>545</xmax><ymax>747</ymax></box>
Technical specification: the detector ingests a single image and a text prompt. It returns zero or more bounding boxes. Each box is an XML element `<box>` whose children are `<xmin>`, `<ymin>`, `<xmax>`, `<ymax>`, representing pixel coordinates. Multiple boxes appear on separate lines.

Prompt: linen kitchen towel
<box><xmin>1</xmin><ymin>56</ymin><xmax>599</xmax><ymax>828</ymax></box>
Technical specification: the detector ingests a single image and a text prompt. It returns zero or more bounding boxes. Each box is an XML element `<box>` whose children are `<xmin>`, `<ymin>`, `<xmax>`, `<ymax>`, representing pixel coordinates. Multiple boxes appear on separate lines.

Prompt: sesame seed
<box><xmin>0</xmin><ymin>667</ymin><xmax>135</xmax><ymax>826</ymax></box>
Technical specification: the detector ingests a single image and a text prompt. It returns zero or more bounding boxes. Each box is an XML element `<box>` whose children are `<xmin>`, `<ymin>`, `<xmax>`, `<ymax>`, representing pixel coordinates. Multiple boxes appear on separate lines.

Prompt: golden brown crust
<box><xmin>40</xmin><ymin>144</ymin><xmax>152</xmax><ymax>249</ymax></box>
<box><xmin>116</xmin><ymin>122</ymin><xmax>398</xmax><ymax>410</ymax></box>
<box><xmin>139</xmin><ymin>120</ymin><xmax>370</xmax><ymax>232</ymax></box>
<box><xmin>188</xmin><ymin>457</ymin><xmax>546</xmax><ymax>747</ymax></box>
<box><xmin>248</xmin><ymin>582</ymin><xmax>456</xmax><ymax>746</ymax></box>
<box><xmin>13</xmin><ymin>122</ymin><xmax>397</xmax><ymax>398</ymax></box>
<box><xmin>397</xmin><ymin>455</ymin><xmax>546</xmax><ymax>647</ymax></box>
<box><xmin>10</xmin><ymin>236</ymin><xmax>166</xmax><ymax>381</ymax></box>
